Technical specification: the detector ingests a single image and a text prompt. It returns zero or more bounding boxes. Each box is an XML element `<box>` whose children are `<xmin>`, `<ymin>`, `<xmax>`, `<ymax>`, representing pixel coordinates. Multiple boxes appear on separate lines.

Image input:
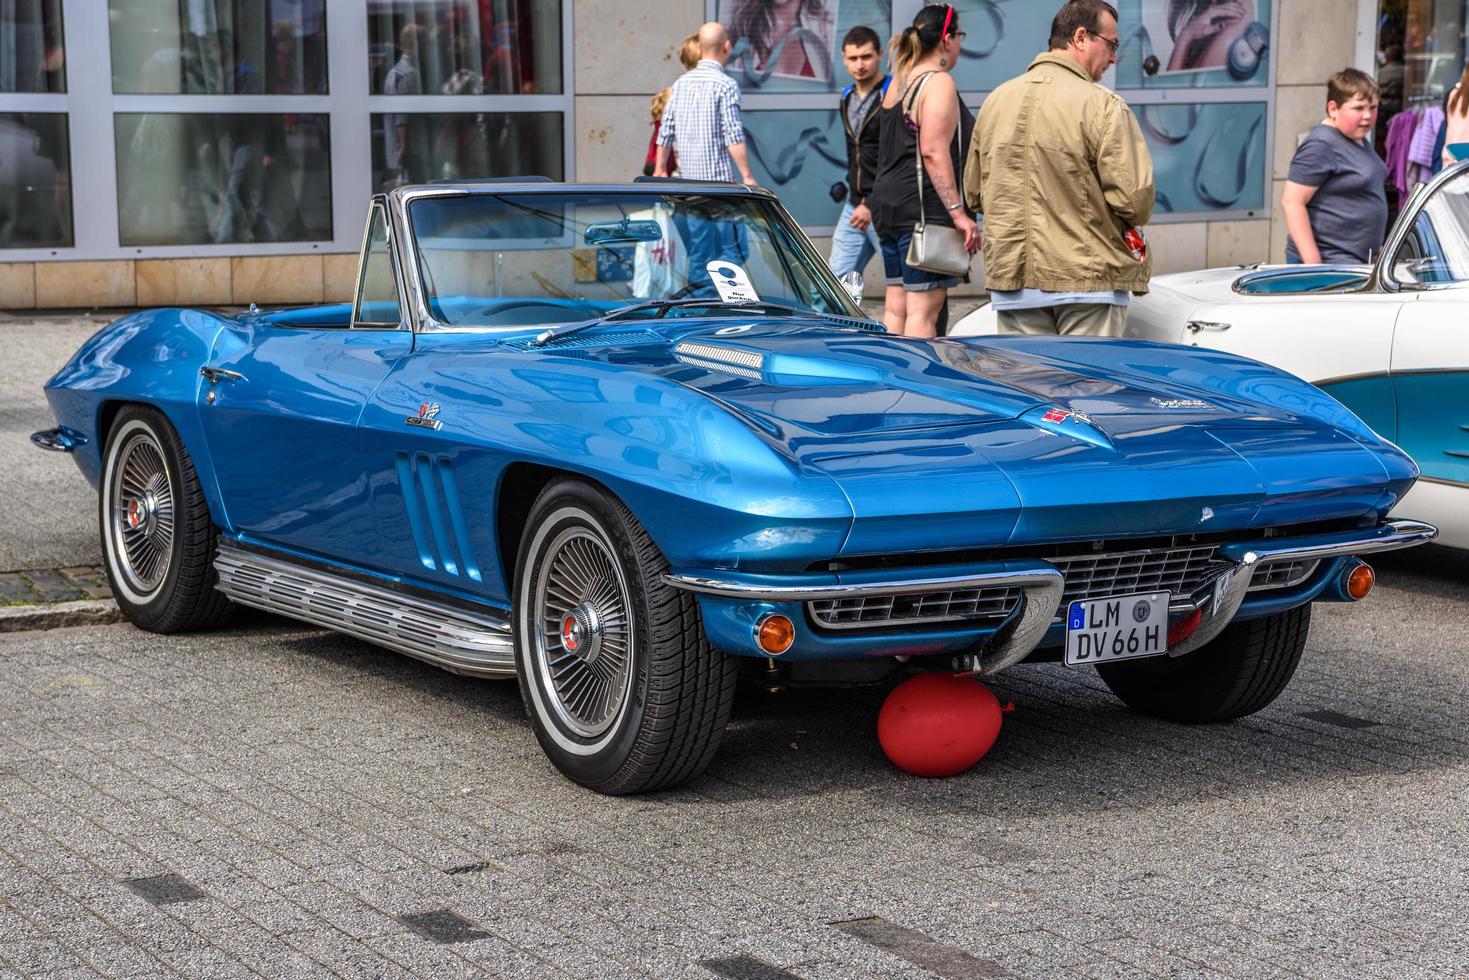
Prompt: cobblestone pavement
<box><xmin>0</xmin><ymin>313</ymin><xmax>112</xmax><ymax>573</ymax></box>
<box><xmin>0</xmin><ymin>567</ymin><xmax>110</xmax><ymax>606</ymax></box>
<box><xmin>1</xmin><ymin>547</ymin><xmax>1466</xmax><ymax>979</ymax></box>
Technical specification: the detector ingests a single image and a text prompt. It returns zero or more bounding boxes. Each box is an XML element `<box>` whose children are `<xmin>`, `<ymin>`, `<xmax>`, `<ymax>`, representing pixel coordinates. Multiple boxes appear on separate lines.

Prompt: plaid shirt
<box><xmin>656</xmin><ymin>59</ymin><xmax>744</xmax><ymax>182</ymax></box>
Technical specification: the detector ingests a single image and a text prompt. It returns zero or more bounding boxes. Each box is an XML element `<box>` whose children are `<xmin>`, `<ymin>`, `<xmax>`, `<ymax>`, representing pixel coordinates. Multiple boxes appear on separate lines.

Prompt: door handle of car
<box><xmin>1185</xmin><ymin>320</ymin><xmax>1232</xmax><ymax>334</ymax></box>
<box><xmin>201</xmin><ymin>366</ymin><xmax>246</xmax><ymax>384</ymax></box>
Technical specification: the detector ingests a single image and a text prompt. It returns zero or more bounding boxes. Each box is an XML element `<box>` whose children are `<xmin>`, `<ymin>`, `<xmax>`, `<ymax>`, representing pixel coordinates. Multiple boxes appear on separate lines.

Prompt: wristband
<box><xmin>945</xmin><ymin>201</ymin><xmax>963</xmax><ymax>211</ymax></box>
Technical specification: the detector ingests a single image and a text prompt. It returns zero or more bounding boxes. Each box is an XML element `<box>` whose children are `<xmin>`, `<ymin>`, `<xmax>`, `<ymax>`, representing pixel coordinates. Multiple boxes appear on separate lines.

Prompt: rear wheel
<box><xmin>1097</xmin><ymin>605</ymin><xmax>1311</xmax><ymax>723</ymax></box>
<box><xmin>513</xmin><ymin>479</ymin><xmax>737</xmax><ymax>794</ymax></box>
<box><xmin>100</xmin><ymin>406</ymin><xmax>234</xmax><ymax>633</ymax></box>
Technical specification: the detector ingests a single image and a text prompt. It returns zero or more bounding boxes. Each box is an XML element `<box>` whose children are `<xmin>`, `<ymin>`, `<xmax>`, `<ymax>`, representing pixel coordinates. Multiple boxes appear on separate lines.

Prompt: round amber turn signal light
<box><xmin>1346</xmin><ymin>563</ymin><xmax>1375</xmax><ymax>600</ymax></box>
<box><xmin>756</xmin><ymin>614</ymin><xmax>795</xmax><ymax>655</ymax></box>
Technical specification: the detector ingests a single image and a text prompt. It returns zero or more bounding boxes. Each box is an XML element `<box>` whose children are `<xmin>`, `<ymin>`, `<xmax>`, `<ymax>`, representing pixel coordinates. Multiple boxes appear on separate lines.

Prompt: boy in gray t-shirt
<box><xmin>1282</xmin><ymin>68</ymin><xmax>1389</xmax><ymax>265</ymax></box>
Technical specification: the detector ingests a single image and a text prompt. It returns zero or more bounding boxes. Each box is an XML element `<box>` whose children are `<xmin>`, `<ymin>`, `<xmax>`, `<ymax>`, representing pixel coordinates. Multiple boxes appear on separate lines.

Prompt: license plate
<box><xmin>1064</xmin><ymin>591</ymin><xmax>1169</xmax><ymax>667</ymax></box>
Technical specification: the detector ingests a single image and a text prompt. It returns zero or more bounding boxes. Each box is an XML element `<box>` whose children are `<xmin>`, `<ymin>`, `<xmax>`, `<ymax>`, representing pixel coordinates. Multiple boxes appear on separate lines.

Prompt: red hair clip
<box><xmin>940</xmin><ymin>4</ymin><xmax>954</xmax><ymax>37</ymax></box>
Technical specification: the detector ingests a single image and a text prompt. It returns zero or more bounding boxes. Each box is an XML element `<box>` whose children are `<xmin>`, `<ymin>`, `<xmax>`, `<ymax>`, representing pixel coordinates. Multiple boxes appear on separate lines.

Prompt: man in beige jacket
<box><xmin>963</xmin><ymin>0</ymin><xmax>1154</xmax><ymax>336</ymax></box>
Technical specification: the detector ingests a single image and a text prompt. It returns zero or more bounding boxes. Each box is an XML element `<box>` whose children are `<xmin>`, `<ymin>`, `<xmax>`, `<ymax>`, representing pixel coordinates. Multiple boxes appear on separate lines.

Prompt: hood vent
<box><xmin>673</xmin><ymin>341</ymin><xmax>766</xmax><ymax>380</ymax></box>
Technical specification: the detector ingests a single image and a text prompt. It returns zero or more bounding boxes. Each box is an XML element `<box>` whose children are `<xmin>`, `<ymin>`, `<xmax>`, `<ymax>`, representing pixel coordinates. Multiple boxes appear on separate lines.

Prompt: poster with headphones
<box><xmin>942</xmin><ymin>0</ymin><xmax>1272</xmax><ymax>93</ymax></box>
<box><xmin>1139</xmin><ymin>0</ymin><xmax>1268</xmax><ymax>78</ymax></box>
<box><xmin>1116</xmin><ymin>0</ymin><xmax>1272</xmax><ymax>88</ymax></box>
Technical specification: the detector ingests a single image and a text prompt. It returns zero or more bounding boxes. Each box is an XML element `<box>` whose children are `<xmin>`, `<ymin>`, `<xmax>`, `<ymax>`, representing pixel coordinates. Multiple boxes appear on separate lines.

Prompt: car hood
<box><xmin>1146</xmin><ymin>267</ymin><xmax>1254</xmax><ymax>305</ymax></box>
<box><xmin>524</xmin><ymin>323</ymin><xmax>1412</xmax><ymax>549</ymax></box>
<box><xmin>588</xmin><ymin>323</ymin><xmax>1302</xmax><ymax>445</ymax></box>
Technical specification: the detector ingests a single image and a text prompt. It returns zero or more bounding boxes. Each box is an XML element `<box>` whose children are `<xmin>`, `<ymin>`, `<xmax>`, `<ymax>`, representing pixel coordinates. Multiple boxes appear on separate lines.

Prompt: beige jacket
<box><xmin>964</xmin><ymin>52</ymin><xmax>1155</xmax><ymax>293</ymax></box>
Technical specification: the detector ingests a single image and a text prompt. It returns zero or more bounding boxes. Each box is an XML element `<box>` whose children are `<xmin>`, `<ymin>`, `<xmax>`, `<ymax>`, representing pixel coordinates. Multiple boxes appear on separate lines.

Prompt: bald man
<box><xmin>653</xmin><ymin>22</ymin><xmax>756</xmax><ymax>186</ymax></box>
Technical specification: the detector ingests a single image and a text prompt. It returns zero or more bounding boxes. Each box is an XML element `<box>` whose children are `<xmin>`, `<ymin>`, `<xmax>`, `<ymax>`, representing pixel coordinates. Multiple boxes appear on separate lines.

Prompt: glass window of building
<box><xmin>369</xmin><ymin>0</ymin><xmax>562</xmax><ymax>96</ymax></box>
<box><xmin>110</xmin><ymin>0</ymin><xmax>329</xmax><ymax>94</ymax></box>
<box><xmin>0</xmin><ymin>0</ymin><xmax>65</xmax><ymax>92</ymax></box>
<box><xmin>371</xmin><ymin>111</ymin><xmax>562</xmax><ymax>187</ymax></box>
<box><xmin>0</xmin><ymin>112</ymin><xmax>71</xmax><ymax>247</ymax></box>
<box><xmin>1375</xmin><ymin>1</ymin><xmax>1468</xmax><ymax>207</ymax></box>
<box><xmin>114</xmin><ymin>113</ymin><xmax>332</xmax><ymax>246</ymax></box>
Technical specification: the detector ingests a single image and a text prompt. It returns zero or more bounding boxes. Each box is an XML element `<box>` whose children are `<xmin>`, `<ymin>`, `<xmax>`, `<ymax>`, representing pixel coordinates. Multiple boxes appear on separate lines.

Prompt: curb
<box><xmin>0</xmin><ymin>599</ymin><xmax>124</xmax><ymax>633</ymax></box>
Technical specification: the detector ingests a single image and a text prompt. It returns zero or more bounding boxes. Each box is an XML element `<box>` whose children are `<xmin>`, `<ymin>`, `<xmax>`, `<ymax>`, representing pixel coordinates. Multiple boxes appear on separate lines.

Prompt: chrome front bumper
<box><xmin>31</xmin><ymin>426</ymin><xmax>85</xmax><ymax>453</ymax></box>
<box><xmin>664</xmin><ymin>519</ymin><xmax>1438</xmax><ymax>674</ymax></box>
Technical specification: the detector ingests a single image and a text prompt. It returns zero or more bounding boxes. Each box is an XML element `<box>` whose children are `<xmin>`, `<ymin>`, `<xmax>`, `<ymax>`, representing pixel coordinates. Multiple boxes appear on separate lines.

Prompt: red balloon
<box><xmin>878</xmin><ymin>673</ymin><xmax>1003</xmax><ymax>777</ymax></box>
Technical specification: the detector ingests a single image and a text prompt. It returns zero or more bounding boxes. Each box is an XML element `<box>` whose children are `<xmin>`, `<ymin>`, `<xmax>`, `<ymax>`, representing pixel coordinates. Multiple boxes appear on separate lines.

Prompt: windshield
<box><xmin>407</xmin><ymin>191</ymin><xmax>862</xmax><ymax>328</ymax></box>
<box><xmin>1390</xmin><ymin>168</ymin><xmax>1469</xmax><ymax>286</ymax></box>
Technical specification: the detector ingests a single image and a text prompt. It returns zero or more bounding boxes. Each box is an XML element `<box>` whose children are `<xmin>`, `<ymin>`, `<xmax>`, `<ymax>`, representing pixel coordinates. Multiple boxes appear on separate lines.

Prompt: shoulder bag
<box><xmin>903</xmin><ymin>73</ymin><xmax>971</xmax><ymax>278</ymax></box>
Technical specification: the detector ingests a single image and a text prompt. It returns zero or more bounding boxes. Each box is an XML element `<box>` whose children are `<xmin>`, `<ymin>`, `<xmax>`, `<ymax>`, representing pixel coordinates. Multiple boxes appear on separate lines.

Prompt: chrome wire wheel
<box><xmin>531</xmin><ymin>525</ymin><xmax>635</xmax><ymax>740</ymax></box>
<box><xmin>108</xmin><ymin>431</ymin><xmax>176</xmax><ymax>597</ymax></box>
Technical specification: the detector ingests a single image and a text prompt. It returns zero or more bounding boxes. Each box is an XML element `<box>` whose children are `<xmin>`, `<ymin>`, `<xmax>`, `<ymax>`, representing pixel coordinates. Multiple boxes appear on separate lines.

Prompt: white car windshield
<box><xmin>407</xmin><ymin>191</ymin><xmax>861</xmax><ymax>328</ymax></box>
<box><xmin>1394</xmin><ymin>168</ymin><xmax>1469</xmax><ymax>286</ymax></box>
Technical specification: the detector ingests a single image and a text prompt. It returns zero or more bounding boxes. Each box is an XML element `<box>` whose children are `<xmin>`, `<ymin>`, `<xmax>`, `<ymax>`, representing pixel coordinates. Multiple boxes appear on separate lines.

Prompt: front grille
<box><xmin>1053</xmin><ymin>545</ymin><xmax>1221</xmax><ymax>609</ymax></box>
<box><xmin>1250</xmin><ymin>559</ymin><xmax>1320</xmax><ymax>591</ymax></box>
<box><xmin>807</xmin><ymin>544</ymin><xmax>1223</xmax><ymax>632</ymax></box>
<box><xmin>809</xmin><ymin>586</ymin><xmax>1021</xmax><ymax>630</ymax></box>
<box><xmin>806</xmin><ymin>545</ymin><xmax>1321</xmax><ymax>633</ymax></box>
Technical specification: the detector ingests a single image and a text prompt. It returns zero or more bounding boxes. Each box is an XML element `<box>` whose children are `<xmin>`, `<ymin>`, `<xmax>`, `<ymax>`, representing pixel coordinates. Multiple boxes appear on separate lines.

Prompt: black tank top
<box><xmin>870</xmin><ymin>72</ymin><xmax>975</xmax><ymax>238</ymax></box>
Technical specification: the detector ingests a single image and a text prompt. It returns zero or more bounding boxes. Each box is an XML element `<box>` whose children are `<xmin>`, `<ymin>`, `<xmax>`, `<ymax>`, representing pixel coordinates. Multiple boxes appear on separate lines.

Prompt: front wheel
<box><xmin>513</xmin><ymin>479</ymin><xmax>737</xmax><ymax>794</ymax></box>
<box><xmin>1097</xmin><ymin>605</ymin><xmax>1311</xmax><ymax>723</ymax></box>
<box><xmin>99</xmin><ymin>406</ymin><xmax>234</xmax><ymax>633</ymax></box>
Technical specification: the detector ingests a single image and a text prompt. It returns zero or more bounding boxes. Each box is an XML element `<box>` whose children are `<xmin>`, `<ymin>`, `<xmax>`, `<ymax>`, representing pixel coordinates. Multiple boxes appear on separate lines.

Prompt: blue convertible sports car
<box><xmin>36</xmin><ymin>181</ymin><xmax>1436</xmax><ymax>793</ymax></box>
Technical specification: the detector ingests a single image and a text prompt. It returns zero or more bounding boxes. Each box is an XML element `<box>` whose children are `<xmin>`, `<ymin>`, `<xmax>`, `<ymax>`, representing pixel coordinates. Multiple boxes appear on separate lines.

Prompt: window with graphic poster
<box><xmin>1137</xmin><ymin>100</ymin><xmax>1268</xmax><ymax>215</ymax></box>
<box><xmin>1113</xmin><ymin>0</ymin><xmax>1273</xmax><ymax>89</ymax></box>
<box><xmin>739</xmin><ymin>107</ymin><xmax>849</xmax><ymax>227</ymax></box>
<box><xmin>715</xmin><ymin>0</ymin><xmax>891</xmax><ymax>93</ymax></box>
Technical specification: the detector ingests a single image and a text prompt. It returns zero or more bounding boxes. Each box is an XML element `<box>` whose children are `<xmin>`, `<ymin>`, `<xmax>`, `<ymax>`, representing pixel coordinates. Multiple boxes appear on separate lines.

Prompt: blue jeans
<box><xmin>686</xmin><ymin>215</ymin><xmax>748</xmax><ymax>289</ymax></box>
<box><xmin>827</xmin><ymin>201</ymin><xmax>881</xmax><ymax>278</ymax></box>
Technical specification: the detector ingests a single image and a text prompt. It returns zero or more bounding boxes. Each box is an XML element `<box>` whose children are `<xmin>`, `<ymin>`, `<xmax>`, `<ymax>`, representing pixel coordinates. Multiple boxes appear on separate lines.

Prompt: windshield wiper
<box><xmin>530</xmin><ymin>299</ymin><xmax>817</xmax><ymax>348</ymax></box>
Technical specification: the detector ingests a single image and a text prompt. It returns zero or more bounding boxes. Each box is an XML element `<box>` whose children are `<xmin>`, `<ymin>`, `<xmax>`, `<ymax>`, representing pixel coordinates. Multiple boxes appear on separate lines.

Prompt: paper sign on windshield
<box><xmin>706</xmin><ymin>262</ymin><xmax>760</xmax><ymax>303</ymax></box>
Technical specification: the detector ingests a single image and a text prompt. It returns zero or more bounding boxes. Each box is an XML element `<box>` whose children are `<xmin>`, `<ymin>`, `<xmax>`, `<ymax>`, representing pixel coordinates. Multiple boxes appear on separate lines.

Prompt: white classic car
<box><xmin>953</xmin><ymin>161</ymin><xmax>1469</xmax><ymax>550</ymax></box>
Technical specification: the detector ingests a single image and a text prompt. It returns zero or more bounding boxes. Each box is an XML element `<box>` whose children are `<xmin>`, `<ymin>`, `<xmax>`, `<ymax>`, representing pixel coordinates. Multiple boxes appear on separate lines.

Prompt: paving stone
<box><xmin>0</xmin><ymin>572</ymin><xmax>37</xmax><ymax>604</ymax></box>
<box><xmin>21</xmin><ymin>569</ymin><xmax>85</xmax><ymax>603</ymax></box>
<box><xmin>0</xmin><ymin>551</ymin><xmax>1465</xmax><ymax>976</ymax></box>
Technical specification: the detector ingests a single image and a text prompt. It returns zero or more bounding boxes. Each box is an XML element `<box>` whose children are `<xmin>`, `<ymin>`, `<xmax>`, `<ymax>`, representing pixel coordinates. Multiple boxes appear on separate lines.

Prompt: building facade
<box><xmin>0</xmin><ymin>0</ymin><xmax>1408</xmax><ymax>308</ymax></box>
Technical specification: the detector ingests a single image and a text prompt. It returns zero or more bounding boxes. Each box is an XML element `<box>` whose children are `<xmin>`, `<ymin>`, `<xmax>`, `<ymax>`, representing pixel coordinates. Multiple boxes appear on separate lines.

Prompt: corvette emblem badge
<box><xmin>1042</xmin><ymin>408</ymin><xmax>1071</xmax><ymax>423</ymax></box>
<box><xmin>405</xmin><ymin>402</ymin><xmax>443</xmax><ymax>430</ymax></box>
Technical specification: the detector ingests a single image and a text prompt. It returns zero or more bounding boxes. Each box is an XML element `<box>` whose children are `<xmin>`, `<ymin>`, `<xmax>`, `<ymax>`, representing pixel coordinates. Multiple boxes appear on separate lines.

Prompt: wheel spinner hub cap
<box><xmin>125</xmin><ymin>495</ymin><xmax>156</xmax><ymax>534</ymax></box>
<box><xmin>560</xmin><ymin>603</ymin><xmax>604</xmax><ymax>665</ymax></box>
<box><xmin>533</xmin><ymin>526</ymin><xmax>633</xmax><ymax>740</ymax></box>
<box><xmin>110</xmin><ymin>432</ymin><xmax>176</xmax><ymax>596</ymax></box>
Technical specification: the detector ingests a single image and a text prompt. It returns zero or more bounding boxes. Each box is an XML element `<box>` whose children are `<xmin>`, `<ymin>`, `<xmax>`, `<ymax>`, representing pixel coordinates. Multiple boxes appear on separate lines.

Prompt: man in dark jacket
<box><xmin>827</xmin><ymin>26</ymin><xmax>888</xmax><ymax>280</ymax></box>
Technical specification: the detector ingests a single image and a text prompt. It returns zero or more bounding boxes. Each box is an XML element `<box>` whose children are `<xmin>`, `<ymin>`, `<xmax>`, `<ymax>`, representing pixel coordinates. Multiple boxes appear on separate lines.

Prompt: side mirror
<box><xmin>838</xmin><ymin>270</ymin><xmax>864</xmax><ymax>304</ymax></box>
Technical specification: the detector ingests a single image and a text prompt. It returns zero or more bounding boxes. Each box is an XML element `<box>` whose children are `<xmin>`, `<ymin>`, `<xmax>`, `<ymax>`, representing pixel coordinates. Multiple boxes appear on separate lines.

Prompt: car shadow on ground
<box><xmin>1371</xmin><ymin>542</ymin><xmax>1469</xmax><ymax>593</ymax></box>
<box><xmin>243</xmin><ymin>570</ymin><xmax>1469</xmax><ymax>816</ymax></box>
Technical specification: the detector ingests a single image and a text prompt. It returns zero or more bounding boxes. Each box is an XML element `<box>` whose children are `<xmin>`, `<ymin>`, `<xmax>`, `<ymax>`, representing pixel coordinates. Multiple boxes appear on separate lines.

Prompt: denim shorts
<box><xmin>879</xmin><ymin>230</ymin><xmax>961</xmax><ymax>292</ymax></box>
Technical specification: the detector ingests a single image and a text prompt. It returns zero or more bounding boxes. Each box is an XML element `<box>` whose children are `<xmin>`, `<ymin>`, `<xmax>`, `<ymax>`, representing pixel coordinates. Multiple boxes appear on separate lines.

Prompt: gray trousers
<box><xmin>996</xmin><ymin>303</ymin><xmax>1127</xmax><ymax>337</ymax></box>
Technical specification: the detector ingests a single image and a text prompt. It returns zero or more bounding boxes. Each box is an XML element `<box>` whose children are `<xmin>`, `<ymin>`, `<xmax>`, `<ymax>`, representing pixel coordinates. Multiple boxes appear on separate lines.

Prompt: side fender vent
<box><xmin>395</xmin><ymin>452</ymin><xmax>482</xmax><ymax>582</ymax></box>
